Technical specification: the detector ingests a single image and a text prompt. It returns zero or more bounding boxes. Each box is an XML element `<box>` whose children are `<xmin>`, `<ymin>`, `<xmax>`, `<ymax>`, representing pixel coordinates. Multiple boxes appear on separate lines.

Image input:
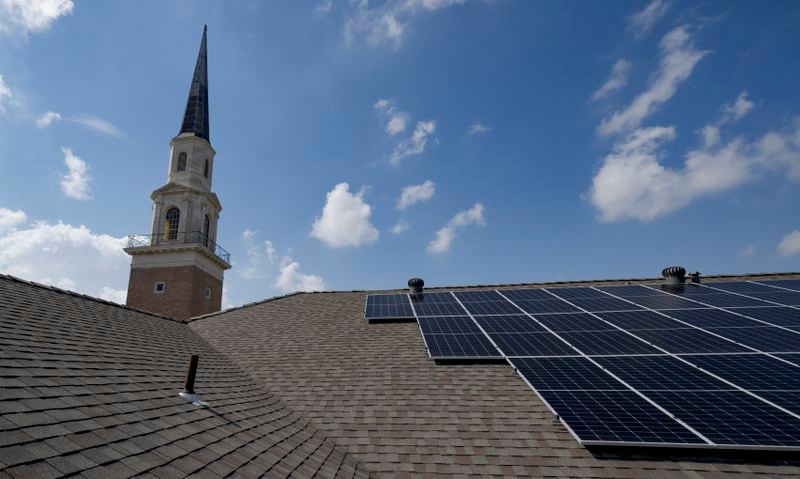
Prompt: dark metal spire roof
<box><xmin>180</xmin><ymin>25</ymin><xmax>210</xmax><ymax>142</ymax></box>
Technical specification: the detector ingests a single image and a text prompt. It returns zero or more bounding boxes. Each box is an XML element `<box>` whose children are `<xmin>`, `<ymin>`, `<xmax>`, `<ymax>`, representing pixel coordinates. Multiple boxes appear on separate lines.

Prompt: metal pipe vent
<box><xmin>408</xmin><ymin>277</ymin><xmax>424</xmax><ymax>294</ymax></box>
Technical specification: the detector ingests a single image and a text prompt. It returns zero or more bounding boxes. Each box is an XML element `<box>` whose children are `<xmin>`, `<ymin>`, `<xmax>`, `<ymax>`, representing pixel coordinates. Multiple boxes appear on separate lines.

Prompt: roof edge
<box><xmin>0</xmin><ymin>273</ymin><xmax>183</xmax><ymax>324</ymax></box>
<box><xmin>189</xmin><ymin>270</ymin><xmax>800</xmax><ymax>322</ymax></box>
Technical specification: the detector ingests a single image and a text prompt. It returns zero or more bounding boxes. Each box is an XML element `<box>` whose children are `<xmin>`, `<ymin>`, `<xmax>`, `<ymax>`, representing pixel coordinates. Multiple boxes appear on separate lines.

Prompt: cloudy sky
<box><xmin>1</xmin><ymin>0</ymin><xmax>799</xmax><ymax>307</ymax></box>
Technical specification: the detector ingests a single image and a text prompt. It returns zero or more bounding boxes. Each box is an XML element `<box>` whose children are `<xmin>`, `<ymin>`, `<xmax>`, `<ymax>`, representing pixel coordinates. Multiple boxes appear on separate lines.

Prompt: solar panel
<box><xmin>686</xmin><ymin>354</ymin><xmax>800</xmax><ymax>390</ymax></box>
<box><xmin>629</xmin><ymin>328</ymin><xmax>751</xmax><ymax>354</ymax></box>
<box><xmin>730</xmin><ymin>307</ymin><xmax>800</xmax><ymax>327</ymax></box>
<box><xmin>642</xmin><ymin>390</ymin><xmax>800</xmax><ymax>446</ymax></box>
<box><xmin>386</xmin><ymin>282</ymin><xmax>800</xmax><ymax>450</ymax></box>
<box><xmin>410</xmin><ymin>292</ymin><xmax>468</xmax><ymax>316</ymax></box>
<box><xmin>423</xmin><ymin>332</ymin><xmax>499</xmax><ymax>358</ymax></box>
<box><xmin>594</xmin><ymin>355</ymin><xmax>730</xmax><ymax>390</ymax></box>
<box><xmin>474</xmin><ymin>314</ymin><xmax>548</xmax><ymax>333</ymax></box>
<box><xmin>364</xmin><ymin>294</ymin><xmax>413</xmax><ymax>320</ymax></box>
<box><xmin>759</xmin><ymin>280</ymin><xmax>800</xmax><ymax>291</ymax></box>
<box><xmin>706</xmin><ymin>327</ymin><xmax>800</xmax><ymax>352</ymax></box>
<box><xmin>535</xmin><ymin>389</ymin><xmax>706</xmax><ymax>445</ymax></box>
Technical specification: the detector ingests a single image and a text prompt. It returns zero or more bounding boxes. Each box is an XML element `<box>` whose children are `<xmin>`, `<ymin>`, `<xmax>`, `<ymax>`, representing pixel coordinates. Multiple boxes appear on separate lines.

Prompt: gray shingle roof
<box><xmin>190</xmin><ymin>274</ymin><xmax>800</xmax><ymax>478</ymax></box>
<box><xmin>4</xmin><ymin>271</ymin><xmax>800</xmax><ymax>477</ymax></box>
<box><xmin>0</xmin><ymin>274</ymin><xmax>368</xmax><ymax>478</ymax></box>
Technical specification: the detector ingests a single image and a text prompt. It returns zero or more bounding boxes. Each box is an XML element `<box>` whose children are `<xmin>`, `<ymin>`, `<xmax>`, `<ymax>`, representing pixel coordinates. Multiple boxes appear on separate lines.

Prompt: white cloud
<box><xmin>778</xmin><ymin>231</ymin><xmax>800</xmax><ymax>257</ymax></box>
<box><xmin>591</xmin><ymin>59</ymin><xmax>631</xmax><ymax>102</ymax></box>
<box><xmin>34</xmin><ymin>110</ymin><xmax>124</xmax><ymax>138</ymax></box>
<box><xmin>720</xmin><ymin>91</ymin><xmax>754</xmax><ymax>123</ymax></box>
<box><xmin>467</xmin><ymin>122</ymin><xmax>490</xmax><ymax>136</ymax></box>
<box><xmin>314</xmin><ymin>0</ymin><xmax>332</xmax><ymax>16</ymax></box>
<box><xmin>740</xmin><ymin>243</ymin><xmax>757</xmax><ymax>257</ymax></box>
<box><xmin>275</xmin><ymin>258</ymin><xmax>325</xmax><ymax>292</ymax></box>
<box><xmin>397</xmin><ymin>180</ymin><xmax>435</xmax><ymax>210</ymax></box>
<box><xmin>344</xmin><ymin>0</ymin><xmax>465</xmax><ymax>48</ymax></box>
<box><xmin>0</xmin><ymin>208</ymin><xmax>26</xmax><ymax>234</ymax></box>
<box><xmin>427</xmin><ymin>202</ymin><xmax>485</xmax><ymax>254</ymax></box>
<box><xmin>36</xmin><ymin>110</ymin><xmax>60</xmax><ymax>127</ymax></box>
<box><xmin>699</xmin><ymin>91</ymin><xmax>754</xmax><ymax>148</ymax></box>
<box><xmin>0</xmin><ymin>211</ymin><xmax>129</xmax><ymax>301</ymax></box>
<box><xmin>374</xmin><ymin>98</ymin><xmax>409</xmax><ymax>136</ymax></box>
<box><xmin>391</xmin><ymin>219</ymin><xmax>410</xmax><ymax>235</ymax></box>
<box><xmin>240</xmin><ymin>230</ymin><xmax>279</xmax><ymax>279</ymax></box>
<box><xmin>629</xmin><ymin>0</ymin><xmax>669</xmax><ymax>38</ymax></box>
<box><xmin>0</xmin><ymin>74</ymin><xmax>12</xmax><ymax>113</ymax></box>
<box><xmin>598</xmin><ymin>26</ymin><xmax>708</xmax><ymax>136</ymax></box>
<box><xmin>389</xmin><ymin>120</ymin><xmax>436</xmax><ymax>165</ymax></box>
<box><xmin>588</xmin><ymin>117</ymin><xmax>800</xmax><ymax>222</ymax></box>
<box><xmin>311</xmin><ymin>182</ymin><xmax>379</xmax><ymax>247</ymax></box>
<box><xmin>98</xmin><ymin>286</ymin><xmax>127</xmax><ymax>304</ymax></box>
<box><xmin>66</xmin><ymin>114</ymin><xmax>124</xmax><ymax>138</ymax></box>
<box><xmin>0</xmin><ymin>0</ymin><xmax>74</xmax><ymax>36</ymax></box>
<box><xmin>60</xmin><ymin>146</ymin><xmax>92</xmax><ymax>200</ymax></box>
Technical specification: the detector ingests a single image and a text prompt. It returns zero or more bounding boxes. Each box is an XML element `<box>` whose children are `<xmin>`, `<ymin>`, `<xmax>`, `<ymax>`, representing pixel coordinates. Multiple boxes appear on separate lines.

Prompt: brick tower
<box><xmin>125</xmin><ymin>26</ymin><xmax>231</xmax><ymax>321</ymax></box>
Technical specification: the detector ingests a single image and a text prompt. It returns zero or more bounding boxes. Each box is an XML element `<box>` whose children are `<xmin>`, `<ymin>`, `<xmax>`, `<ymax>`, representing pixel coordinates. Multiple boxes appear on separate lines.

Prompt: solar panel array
<box><xmin>364</xmin><ymin>280</ymin><xmax>800</xmax><ymax>450</ymax></box>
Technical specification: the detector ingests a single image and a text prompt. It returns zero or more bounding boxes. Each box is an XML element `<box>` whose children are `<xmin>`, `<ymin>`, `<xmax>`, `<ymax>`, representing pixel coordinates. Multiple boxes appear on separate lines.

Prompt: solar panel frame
<box><xmin>704</xmin><ymin>282</ymin><xmax>787</xmax><ymax>294</ymax></box>
<box><xmin>558</xmin><ymin>330</ymin><xmax>664</xmax><ymax>356</ymax></box>
<box><xmin>422</xmin><ymin>332</ymin><xmax>501</xmax><ymax>358</ymax></box>
<box><xmin>705</xmin><ymin>326</ymin><xmax>800</xmax><ymax>353</ymax></box>
<box><xmin>535</xmin><ymin>313</ymin><xmax>619</xmax><ymax>332</ymax></box>
<box><xmin>686</xmin><ymin>353</ymin><xmax>800</xmax><ymax>390</ymax></box>
<box><xmin>417</xmin><ymin>316</ymin><xmax>485</xmax><ymax>335</ymax></box>
<box><xmin>730</xmin><ymin>307</ymin><xmax>800</xmax><ymax>327</ymax></box>
<box><xmin>757</xmin><ymin>280</ymin><xmax>800</xmax><ymax>292</ymax></box>
<box><xmin>593</xmin><ymin>355</ymin><xmax>733</xmax><ymax>391</ymax></box>
<box><xmin>512</xmin><ymin>298</ymin><xmax>582</xmax><ymax>314</ymax></box>
<box><xmin>474</xmin><ymin>314</ymin><xmax>549</xmax><ymax>333</ymax></box>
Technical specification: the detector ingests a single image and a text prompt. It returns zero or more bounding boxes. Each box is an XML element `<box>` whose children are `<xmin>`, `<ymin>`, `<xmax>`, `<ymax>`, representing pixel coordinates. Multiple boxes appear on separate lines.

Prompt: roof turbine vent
<box><xmin>408</xmin><ymin>277</ymin><xmax>424</xmax><ymax>294</ymax></box>
<box><xmin>662</xmin><ymin>266</ymin><xmax>686</xmax><ymax>285</ymax></box>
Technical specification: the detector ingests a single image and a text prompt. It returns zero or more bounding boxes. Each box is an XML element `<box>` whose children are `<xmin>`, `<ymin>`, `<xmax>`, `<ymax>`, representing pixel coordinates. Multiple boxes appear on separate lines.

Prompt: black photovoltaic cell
<box><xmin>512</xmin><ymin>357</ymin><xmax>623</xmax><ymax>390</ymax></box>
<box><xmin>751</xmin><ymin>391</ymin><xmax>800</xmax><ymax>416</ymax></box>
<box><xmin>707</xmin><ymin>327</ymin><xmax>800</xmax><ymax>353</ymax></box>
<box><xmin>490</xmin><ymin>332</ymin><xmax>577</xmax><ymax>356</ymax></box>
<box><xmin>594</xmin><ymin>355</ymin><xmax>730</xmax><ymax>391</ymax></box>
<box><xmin>620</xmin><ymin>294</ymin><xmax>701</xmax><ymax>310</ymax></box>
<box><xmin>746</xmin><ymin>292</ymin><xmax>800</xmax><ymax>306</ymax></box>
<box><xmin>513</xmin><ymin>299</ymin><xmax>580</xmax><ymax>314</ymax></box>
<box><xmin>498</xmin><ymin>288</ymin><xmax>554</xmax><ymax>301</ymax></box>
<box><xmin>761</xmin><ymin>280</ymin><xmax>800</xmax><ymax>291</ymax></box>
<box><xmin>596</xmin><ymin>285</ymin><xmax>669</xmax><ymax>297</ymax></box>
<box><xmin>566</xmin><ymin>297</ymin><xmax>644</xmax><ymax>312</ymax></box>
<box><xmin>536</xmin><ymin>313</ymin><xmax>616</xmax><ymax>332</ymax></box>
<box><xmin>475</xmin><ymin>315</ymin><xmax>547</xmax><ymax>333</ymax></box>
<box><xmin>458</xmin><ymin>300</ymin><xmax>524</xmax><ymax>315</ymax></box>
<box><xmin>598</xmin><ymin>310</ymin><xmax>685</xmax><ymax>330</ymax></box>
<box><xmin>423</xmin><ymin>333</ymin><xmax>499</xmax><ymax>358</ymax></box>
<box><xmin>547</xmin><ymin>287</ymin><xmax>608</xmax><ymax>299</ymax></box>
<box><xmin>643</xmin><ymin>390</ymin><xmax>800</xmax><ymax>446</ymax></box>
<box><xmin>665</xmin><ymin>309</ymin><xmax>763</xmax><ymax>328</ymax></box>
<box><xmin>417</xmin><ymin>316</ymin><xmax>483</xmax><ymax>335</ymax></box>
<box><xmin>411</xmin><ymin>292</ymin><xmax>467</xmax><ymax>316</ymax></box>
<box><xmin>453</xmin><ymin>290</ymin><xmax>505</xmax><ymax>302</ymax></box>
<box><xmin>687</xmin><ymin>354</ymin><xmax>800</xmax><ymax>390</ymax></box>
<box><xmin>630</xmin><ymin>328</ymin><xmax>751</xmax><ymax>354</ymax></box>
<box><xmin>537</xmin><ymin>389</ymin><xmax>705</xmax><ymax>444</ymax></box>
<box><xmin>364</xmin><ymin>294</ymin><xmax>413</xmax><ymax>319</ymax></box>
<box><xmin>558</xmin><ymin>330</ymin><xmax>661</xmax><ymax>355</ymax></box>
<box><xmin>731</xmin><ymin>307</ymin><xmax>800</xmax><ymax>327</ymax></box>
<box><xmin>673</xmin><ymin>293</ymin><xmax>771</xmax><ymax>308</ymax></box>
<box><xmin>705</xmin><ymin>282</ymin><xmax>784</xmax><ymax>294</ymax></box>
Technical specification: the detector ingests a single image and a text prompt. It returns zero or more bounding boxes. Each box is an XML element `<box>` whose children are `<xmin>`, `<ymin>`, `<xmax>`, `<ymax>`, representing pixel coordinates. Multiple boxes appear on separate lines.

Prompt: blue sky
<box><xmin>1</xmin><ymin>0</ymin><xmax>799</xmax><ymax>307</ymax></box>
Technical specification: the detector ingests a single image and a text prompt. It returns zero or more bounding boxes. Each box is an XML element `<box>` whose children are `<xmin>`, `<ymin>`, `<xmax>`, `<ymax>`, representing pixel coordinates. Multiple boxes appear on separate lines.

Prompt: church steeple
<box><xmin>180</xmin><ymin>25</ymin><xmax>210</xmax><ymax>142</ymax></box>
<box><xmin>125</xmin><ymin>25</ymin><xmax>230</xmax><ymax>322</ymax></box>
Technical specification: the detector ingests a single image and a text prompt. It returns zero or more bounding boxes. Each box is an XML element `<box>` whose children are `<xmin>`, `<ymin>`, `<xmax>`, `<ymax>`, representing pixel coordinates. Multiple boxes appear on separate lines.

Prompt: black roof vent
<box><xmin>408</xmin><ymin>277</ymin><xmax>424</xmax><ymax>294</ymax></box>
<box><xmin>662</xmin><ymin>266</ymin><xmax>686</xmax><ymax>285</ymax></box>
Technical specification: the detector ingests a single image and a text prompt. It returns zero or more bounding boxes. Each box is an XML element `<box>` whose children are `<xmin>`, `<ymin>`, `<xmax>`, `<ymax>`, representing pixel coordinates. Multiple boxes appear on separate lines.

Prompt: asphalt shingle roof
<box><xmin>3</xmin><ymin>272</ymin><xmax>800</xmax><ymax>477</ymax></box>
<box><xmin>0</xmin><ymin>275</ymin><xmax>367</xmax><ymax>479</ymax></box>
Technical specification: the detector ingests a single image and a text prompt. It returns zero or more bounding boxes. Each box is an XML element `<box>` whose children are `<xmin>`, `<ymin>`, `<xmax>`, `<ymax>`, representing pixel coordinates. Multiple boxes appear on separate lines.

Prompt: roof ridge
<box><xmin>0</xmin><ymin>273</ymin><xmax>184</xmax><ymax>324</ymax></box>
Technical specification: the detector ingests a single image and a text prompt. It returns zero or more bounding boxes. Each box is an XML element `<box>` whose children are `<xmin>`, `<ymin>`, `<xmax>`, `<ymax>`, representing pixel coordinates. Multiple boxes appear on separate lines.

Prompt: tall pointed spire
<box><xmin>180</xmin><ymin>25</ymin><xmax>210</xmax><ymax>142</ymax></box>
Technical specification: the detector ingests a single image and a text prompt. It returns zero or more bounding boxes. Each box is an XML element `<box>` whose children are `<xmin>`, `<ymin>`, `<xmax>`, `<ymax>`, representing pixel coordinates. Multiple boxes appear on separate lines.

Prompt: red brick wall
<box><xmin>126</xmin><ymin>265</ymin><xmax>222</xmax><ymax>321</ymax></box>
